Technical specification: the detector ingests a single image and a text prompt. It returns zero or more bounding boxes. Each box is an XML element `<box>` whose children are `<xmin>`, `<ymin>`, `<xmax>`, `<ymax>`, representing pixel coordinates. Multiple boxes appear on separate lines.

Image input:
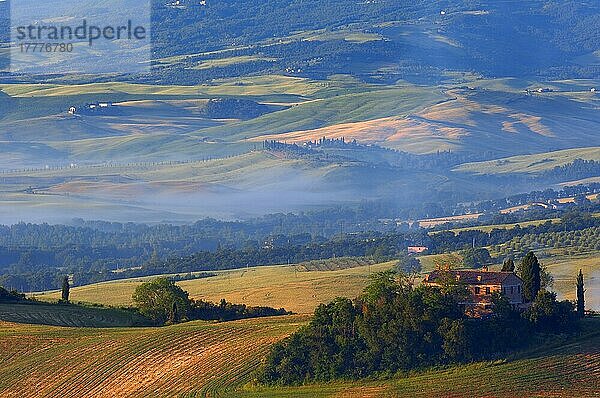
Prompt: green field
<box><xmin>431</xmin><ymin>218</ymin><xmax>562</xmax><ymax>234</ymax></box>
<box><xmin>455</xmin><ymin>147</ymin><xmax>600</xmax><ymax>175</ymax></box>
<box><xmin>0</xmin><ymin>303</ymin><xmax>147</xmax><ymax>328</ymax></box>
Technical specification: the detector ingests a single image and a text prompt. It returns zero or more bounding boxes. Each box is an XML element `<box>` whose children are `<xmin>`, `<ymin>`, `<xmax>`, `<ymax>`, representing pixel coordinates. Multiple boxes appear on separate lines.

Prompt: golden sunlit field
<box><xmin>35</xmin><ymin>261</ymin><xmax>396</xmax><ymax>314</ymax></box>
<box><xmin>545</xmin><ymin>253</ymin><xmax>600</xmax><ymax>309</ymax></box>
<box><xmin>0</xmin><ymin>315</ymin><xmax>308</xmax><ymax>398</ymax></box>
<box><xmin>35</xmin><ymin>250</ymin><xmax>599</xmax><ymax>313</ymax></box>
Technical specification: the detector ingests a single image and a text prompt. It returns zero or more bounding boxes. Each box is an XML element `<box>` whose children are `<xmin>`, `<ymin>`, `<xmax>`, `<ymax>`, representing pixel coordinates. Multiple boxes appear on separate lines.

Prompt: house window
<box><xmin>518</xmin><ymin>285</ymin><xmax>521</xmax><ymax>293</ymax></box>
<box><xmin>511</xmin><ymin>286</ymin><xmax>514</xmax><ymax>294</ymax></box>
<box><xmin>475</xmin><ymin>287</ymin><xmax>481</xmax><ymax>295</ymax></box>
<box><xmin>485</xmin><ymin>287</ymin><xmax>491</xmax><ymax>295</ymax></box>
<box><xmin>502</xmin><ymin>287</ymin><xmax>506</xmax><ymax>295</ymax></box>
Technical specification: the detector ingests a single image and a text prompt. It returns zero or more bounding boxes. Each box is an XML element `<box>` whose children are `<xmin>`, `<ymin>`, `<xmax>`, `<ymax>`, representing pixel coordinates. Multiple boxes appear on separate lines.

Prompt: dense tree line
<box><xmin>431</xmin><ymin>211</ymin><xmax>600</xmax><ymax>255</ymax></box>
<box><xmin>2</xmin><ymin>209</ymin><xmax>599</xmax><ymax>292</ymax></box>
<box><xmin>258</xmin><ymin>271</ymin><xmax>578</xmax><ymax>385</ymax></box>
<box><xmin>539</xmin><ymin>159</ymin><xmax>600</xmax><ymax>183</ymax></box>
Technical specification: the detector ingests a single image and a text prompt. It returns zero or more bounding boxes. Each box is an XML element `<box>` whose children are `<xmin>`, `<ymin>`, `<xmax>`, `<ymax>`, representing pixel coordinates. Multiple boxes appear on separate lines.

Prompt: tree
<box><xmin>520</xmin><ymin>252</ymin><xmax>541</xmax><ymax>302</ymax></box>
<box><xmin>438</xmin><ymin>318</ymin><xmax>471</xmax><ymax>361</ymax></box>
<box><xmin>524</xmin><ymin>291</ymin><xmax>576</xmax><ymax>333</ymax></box>
<box><xmin>361</xmin><ymin>270</ymin><xmax>399</xmax><ymax>305</ymax></box>
<box><xmin>501</xmin><ymin>258</ymin><xmax>515</xmax><ymax>272</ymax></box>
<box><xmin>461</xmin><ymin>247</ymin><xmax>492</xmax><ymax>269</ymax></box>
<box><xmin>395</xmin><ymin>255</ymin><xmax>421</xmax><ymax>274</ymax></box>
<box><xmin>170</xmin><ymin>300</ymin><xmax>179</xmax><ymax>323</ymax></box>
<box><xmin>61</xmin><ymin>276</ymin><xmax>70</xmax><ymax>303</ymax></box>
<box><xmin>132</xmin><ymin>278</ymin><xmax>191</xmax><ymax>325</ymax></box>
<box><xmin>576</xmin><ymin>269</ymin><xmax>585</xmax><ymax>318</ymax></box>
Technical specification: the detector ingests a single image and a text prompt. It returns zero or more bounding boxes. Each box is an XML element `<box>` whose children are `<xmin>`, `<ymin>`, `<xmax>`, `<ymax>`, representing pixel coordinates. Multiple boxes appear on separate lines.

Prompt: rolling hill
<box><xmin>35</xmin><ymin>261</ymin><xmax>396</xmax><ymax>314</ymax></box>
<box><xmin>0</xmin><ymin>1</ymin><xmax>598</xmax><ymax>222</ymax></box>
<box><xmin>455</xmin><ymin>147</ymin><xmax>600</xmax><ymax>175</ymax></box>
<box><xmin>0</xmin><ymin>310</ymin><xmax>597</xmax><ymax>397</ymax></box>
<box><xmin>0</xmin><ymin>315</ymin><xmax>309</xmax><ymax>398</ymax></box>
<box><xmin>34</xmin><ymin>252</ymin><xmax>599</xmax><ymax>313</ymax></box>
<box><xmin>253</xmin><ymin>88</ymin><xmax>600</xmax><ymax>156</ymax></box>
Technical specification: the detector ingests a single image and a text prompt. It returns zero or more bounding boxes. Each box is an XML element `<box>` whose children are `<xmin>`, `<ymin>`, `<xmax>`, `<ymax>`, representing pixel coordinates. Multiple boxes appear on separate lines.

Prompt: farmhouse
<box><xmin>407</xmin><ymin>246</ymin><xmax>428</xmax><ymax>254</ymax></box>
<box><xmin>423</xmin><ymin>269</ymin><xmax>524</xmax><ymax>314</ymax></box>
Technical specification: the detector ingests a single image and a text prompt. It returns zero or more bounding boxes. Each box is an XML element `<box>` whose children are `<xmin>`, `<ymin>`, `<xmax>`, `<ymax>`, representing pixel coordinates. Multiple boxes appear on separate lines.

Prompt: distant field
<box><xmin>36</xmin><ymin>261</ymin><xmax>396</xmax><ymax>314</ymax></box>
<box><xmin>192</xmin><ymin>55</ymin><xmax>277</xmax><ymax>70</ymax></box>
<box><xmin>544</xmin><ymin>253</ymin><xmax>600</xmax><ymax>309</ymax></box>
<box><xmin>455</xmin><ymin>147</ymin><xmax>600</xmax><ymax>175</ymax></box>
<box><xmin>0</xmin><ymin>75</ymin><xmax>364</xmax><ymax>99</ymax></box>
<box><xmin>251</xmin><ymin>89</ymin><xmax>600</xmax><ymax>155</ymax></box>
<box><xmin>431</xmin><ymin>217</ymin><xmax>561</xmax><ymax>234</ymax></box>
<box><xmin>210</xmin><ymin>85</ymin><xmax>445</xmax><ymax>142</ymax></box>
<box><xmin>418</xmin><ymin>213</ymin><xmax>482</xmax><ymax>228</ymax></box>
<box><xmin>0</xmin><ymin>315</ymin><xmax>597</xmax><ymax>398</ymax></box>
<box><xmin>0</xmin><ymin>150</ymin><xmax>349</xmax><ymax>222</ymax></box>
<box><xmin>2</xmin><ymin>78</ymin><xmax>600</xmax><ymax>222</ymax></box>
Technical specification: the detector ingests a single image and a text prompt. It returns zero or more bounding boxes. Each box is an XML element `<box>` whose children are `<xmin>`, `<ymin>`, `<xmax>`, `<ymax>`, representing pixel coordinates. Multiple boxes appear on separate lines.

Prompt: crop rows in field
<box><xmin>0</xmin><ymin>315</ymin><xmax>307</xmax><ymax>398</ymax></box>
<box><xmin>0</xmin><ymin>304</ymin><xmax>145</xmax><ymax>328</ymax></box>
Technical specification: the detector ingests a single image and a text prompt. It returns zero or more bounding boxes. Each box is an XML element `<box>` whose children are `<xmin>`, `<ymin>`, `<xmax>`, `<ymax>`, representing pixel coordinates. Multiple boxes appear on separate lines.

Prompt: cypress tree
<box><xmin>520</xmin><ymin>252</ymin><xmax>541</xmax><ymax>302</ymax></box>
<box><xmin>61</xmin><ymin>276</ymin><xmax>70</xmax><ymax>303</ymax></box>
<box><xmin>576</xmin><ymin>269</ymin><xmax>585</xmax><ymax>318</ymax></box>
<box><xmin>170</xmin><ymin>301</ymin><xmax>179</xmax><ymax>323</ymax></box>
<box><xmin>502</xmin><ymin>258</ymin><xmax>515</xmax><ymax>272</ymax></box>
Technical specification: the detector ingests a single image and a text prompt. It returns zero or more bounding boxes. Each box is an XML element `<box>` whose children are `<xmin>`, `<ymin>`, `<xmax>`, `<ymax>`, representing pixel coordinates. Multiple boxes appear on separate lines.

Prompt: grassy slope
<box><xmin>2</xmin><ymin>151</ymin><xmax>302</xmax><ymax>184</ymax></box>
<box><xmin>544</xmin><ymin>253</ymin><xmax>600</xmax><ymax>310</ymax></box>
<box><xmin>0</xmin><ymin>315</ymin><xmax>597</xmax><ymax>398</ymax></box>
<box><xmin>0</xmin><ymin>315</ymin><xmax>309</xmax><ymax>398</ymax></box>
<box><xmin>36</xmin><ymin>262</ymin><xmax>395</xmax><ymax>314</ymax></box>
<box><xmin>243</xmin><ymin>88</ymin><xmax>600</xmax><ymax>156</ymax></box>
<box><xmin>0</xmin><ymin>76</ymin><xmax>381</xmax><ymax>166</ymax></box>
<box><xmin>430</xmin><ymin>218</ymin><xmax>562</xmax><ymax>234</ymax></box>
<box><xmin>35</xmin><ymin>248</ymin><xmax>600</xmax><ymax>313</ymax></box>
<box><xmin>455</xmin><ymin>147</ymin><xmax>600</xmax><ymax>175</ymax></box>
<box><xmin>241</xmin><ymin>320</ymin><xmax>600</xmax><ymax>398</ymax></box>
<box><xmin>0</xmin><ymin>75</ymin><xmax>361</xmax><ymax>99</ymax></box>
<box><xmin>196</xmin><ymin>86</ymin><xmax>445</xmax><ymax>141</ymax></box>
<box><xmin>0</xmin><ymin>303</ymin><xmax>147</xmax><ymax>328</ymax></box>
<box><xmin>2</xmin><ymin>82</ymin><xmax>597</xmax><ymax>165</ymax></box>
